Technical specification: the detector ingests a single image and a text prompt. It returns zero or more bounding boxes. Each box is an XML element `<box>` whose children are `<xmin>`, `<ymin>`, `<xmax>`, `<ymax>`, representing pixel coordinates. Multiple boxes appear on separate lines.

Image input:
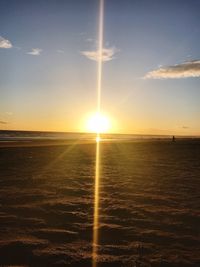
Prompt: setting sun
<box><xmin>86</xmin><ymin>113</ymin><xmax>110</xmax><ymax>133</ymax></box>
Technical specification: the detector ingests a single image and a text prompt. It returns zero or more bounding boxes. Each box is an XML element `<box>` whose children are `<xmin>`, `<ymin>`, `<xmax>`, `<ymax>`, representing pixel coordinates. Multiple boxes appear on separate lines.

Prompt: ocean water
<box><xmin>0</xmin><ymin>139</ymin><xmax>199</xmax><ymax>266</ymax></box>
<box><xmin>0</xmin><ymin>130</ymin><xmax>174</xmax><ymax>141</ymax></box>
<box><xmin>0</xmin><ymin>130</ymin><xmax>95</xmax><ymax>141</ymax></box>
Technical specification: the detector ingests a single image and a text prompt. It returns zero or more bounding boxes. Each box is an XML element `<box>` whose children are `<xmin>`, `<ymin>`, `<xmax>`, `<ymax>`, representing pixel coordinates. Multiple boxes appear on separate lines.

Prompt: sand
<box><xmin>0</xmin><ymin>140</ymin><xmax>199</xmax><ymax>266</ymax></box>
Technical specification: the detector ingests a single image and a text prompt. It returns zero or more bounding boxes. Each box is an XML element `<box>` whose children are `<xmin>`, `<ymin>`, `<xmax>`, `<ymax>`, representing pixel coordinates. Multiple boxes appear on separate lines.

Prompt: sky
<box><xmin>0</xmin><ymin>0</ymin><xmax>200</xmax><ymax>135</ymax></box>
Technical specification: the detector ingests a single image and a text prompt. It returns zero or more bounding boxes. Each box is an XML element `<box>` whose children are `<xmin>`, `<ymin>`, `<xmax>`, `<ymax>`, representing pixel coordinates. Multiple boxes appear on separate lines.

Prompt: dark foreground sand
<box><xmin>0</xmin><ymin>140</ymin><xmax>199</xmax><ymax>266</ymax></box>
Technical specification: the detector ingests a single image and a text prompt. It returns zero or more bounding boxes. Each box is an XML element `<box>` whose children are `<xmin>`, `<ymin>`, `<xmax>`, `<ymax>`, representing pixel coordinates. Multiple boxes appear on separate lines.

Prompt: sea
<box><xmin>0</xmin><ymin>129</ymin><xmax>194</xmax><ymax>142</ymax></box>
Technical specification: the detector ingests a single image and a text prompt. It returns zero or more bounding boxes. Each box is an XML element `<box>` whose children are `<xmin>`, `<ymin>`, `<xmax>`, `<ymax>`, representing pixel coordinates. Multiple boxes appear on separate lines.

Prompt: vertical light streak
<box><xmin>92</xmin><ymin>139</ymin><xmax>100</xmax><ymax>267</ymax></box>
<box><xmin>92</xmin><ymin>0</ymin><xmax>104</xmax><ymax>267</ymax></box>
<box><xmin>97</xmin><ymin>0</ymin><xmax>104</xmax><ymax>114</ymax></box>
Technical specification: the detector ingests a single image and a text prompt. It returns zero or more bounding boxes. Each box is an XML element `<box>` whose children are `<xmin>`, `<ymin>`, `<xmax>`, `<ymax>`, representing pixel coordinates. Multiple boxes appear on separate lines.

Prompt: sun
<box><xmin>86</xmin><ymin>113</ymin><xmax>110</xmax><ymax>133</ymax></box>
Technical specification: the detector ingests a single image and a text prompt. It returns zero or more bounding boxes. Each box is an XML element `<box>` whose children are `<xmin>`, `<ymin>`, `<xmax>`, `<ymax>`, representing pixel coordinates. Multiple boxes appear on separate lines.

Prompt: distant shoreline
<box><xmin>0</xmin><ymin>137</ymin><xmax>200</xmax><ymax>148</ymax></box>
<box><xmin>0</xmin><ymin>129</ymin><xmax>199</xmax><ymax>139</ymax></box>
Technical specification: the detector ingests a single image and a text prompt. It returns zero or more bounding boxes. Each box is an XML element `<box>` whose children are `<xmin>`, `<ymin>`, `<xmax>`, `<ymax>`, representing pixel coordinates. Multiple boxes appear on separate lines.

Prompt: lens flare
<box><xmin>92</xmin><ymin>137</ymin><xmax>100</xmax><ymax>267</ymax></box>
<box><xmin>92</xmin><ymin>0</ymin><xmax>104</xmax><ymax>266</ymax></box>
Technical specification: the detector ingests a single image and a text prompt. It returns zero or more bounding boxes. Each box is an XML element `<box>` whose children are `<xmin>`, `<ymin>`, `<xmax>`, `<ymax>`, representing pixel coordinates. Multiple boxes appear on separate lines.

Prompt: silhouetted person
<box><xmin>172</xmin><ymin>135</ymin><xmax>175</xmax><ymax>142</ymax></box>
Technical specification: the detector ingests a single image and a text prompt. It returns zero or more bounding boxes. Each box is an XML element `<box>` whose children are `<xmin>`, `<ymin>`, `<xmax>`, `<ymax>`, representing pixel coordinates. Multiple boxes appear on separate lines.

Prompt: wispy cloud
<box><xmin>27</xmin><ymin>48</ymin><xmax>42</xmax><ymax>56</ymax></box>
<box><xmin>57</xmin><ymin>49</ymin><xmax>64</xmax><ymax>54</ymax></box>
<box><xmin>86</xmin><ymin>38</ymin><xmax>94</xmax><ymax>43</ymax></box>
<box><xmin>0</xmin><ymin>121</ymin><xmax>7</xmax><ymax>124</ymax></box>
<box><xmin>81</xmin><ymin>47</ymin><xmax>118</xmax><ymax>62</ymax></box>
<box><xmin>0</xmin><ymin>36</ymin><xmax>12</xmax><ymax>49</ymax></box>
<box><xmin>145</xmin><ymin>60</ymin><xmax>200</xmax><ymax>79</ymax></box>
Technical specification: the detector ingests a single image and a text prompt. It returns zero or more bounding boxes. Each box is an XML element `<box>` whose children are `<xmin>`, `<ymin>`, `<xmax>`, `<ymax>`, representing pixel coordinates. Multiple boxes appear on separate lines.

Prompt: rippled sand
<box><xmin>0</xmin><ymin>140</ymin><xmax>199</xmax><ymax>266</ymax></box>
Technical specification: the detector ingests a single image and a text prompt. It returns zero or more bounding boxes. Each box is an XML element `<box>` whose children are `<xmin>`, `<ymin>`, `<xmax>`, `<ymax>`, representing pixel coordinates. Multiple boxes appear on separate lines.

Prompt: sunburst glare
<box><xmin>86</xmin><ymin>112</ymin><xmax>110</xmax><ymax>133</ymax></box>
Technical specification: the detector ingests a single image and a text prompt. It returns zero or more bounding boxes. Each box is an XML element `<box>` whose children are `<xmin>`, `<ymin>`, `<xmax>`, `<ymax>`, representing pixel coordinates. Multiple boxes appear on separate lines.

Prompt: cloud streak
<box><xmin>57</xmin><ymin>49</ymin><xmax>64</xmax><ymax>54</ymax></box>
<box><xmin>0</xmin><ymin>121</ymin><xmax>7</xmax><ymax>124</ymax></box>
<box><xmin>81</xmin><ymin>47</ymin><xmax>118</xmax><ymax>62</ymax></box>
<box><xmin>27</xmin><ymin>48</ymin><xmax>42</xmax><ymax>56</ymax></box>
<box><xmin>145</xmin><ymin>60</ymin><xmax>200</xmax><ymax>79</ymax></box>
<box><xmin>0</xmin><ymin>36</ymin><xmax>12</xmax><ymax>49</ymax></box>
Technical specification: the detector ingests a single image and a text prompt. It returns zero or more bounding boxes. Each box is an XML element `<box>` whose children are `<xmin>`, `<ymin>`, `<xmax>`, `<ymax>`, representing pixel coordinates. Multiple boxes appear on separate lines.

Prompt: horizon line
<box><xmin>0</xmin><ymin>129</ymin><xmax>200</xmax><ymax>138</ymax></box>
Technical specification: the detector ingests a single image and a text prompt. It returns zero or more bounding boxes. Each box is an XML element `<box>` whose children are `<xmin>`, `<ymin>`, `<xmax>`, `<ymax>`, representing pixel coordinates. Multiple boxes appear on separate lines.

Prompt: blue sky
<box><xmin>0</xmin><ymin>0</ymin><xmax>200</xmax><ymax>134</ymax></box>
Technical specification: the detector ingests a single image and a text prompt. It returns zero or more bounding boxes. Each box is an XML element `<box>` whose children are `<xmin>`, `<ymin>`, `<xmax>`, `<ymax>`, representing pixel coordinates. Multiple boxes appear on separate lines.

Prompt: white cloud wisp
<box><xmin>0</xmin><ymin>36</ymin><xmax>12</xmax><ymax>48</ymax></box>
<box><xmin>145</xmin><ymin>60</ymin><xmax>200</xmax><ymax>79</ymax></box>
<box><xmin>144</xmin><ymin>60</ymin><xmax>200</xmax><ymax>79</ymax></box>
<box><xmin>27</xmin><ymin>48</ymin><xmax>42</xmax><ymax>56</ymax></box>
<box><xmin>81</xmin><ymin>47</ymin><xmax>118</xmax><ymax>62</ymax></box>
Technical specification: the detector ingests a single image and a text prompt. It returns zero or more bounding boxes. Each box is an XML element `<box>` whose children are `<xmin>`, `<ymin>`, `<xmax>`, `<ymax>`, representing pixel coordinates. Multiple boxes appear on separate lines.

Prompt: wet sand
<box><xmin>0</xmin><ymin>140</ymin><xmax>199</xmax><ymax>266</ymax></box>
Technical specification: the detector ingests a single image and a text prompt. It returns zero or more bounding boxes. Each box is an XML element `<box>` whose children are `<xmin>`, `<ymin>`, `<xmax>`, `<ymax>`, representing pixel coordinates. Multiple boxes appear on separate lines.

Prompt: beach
<box><xmin>0</xmin><ymin>139</ymin><xmax>199</xmax><ymax>266</ymax></box>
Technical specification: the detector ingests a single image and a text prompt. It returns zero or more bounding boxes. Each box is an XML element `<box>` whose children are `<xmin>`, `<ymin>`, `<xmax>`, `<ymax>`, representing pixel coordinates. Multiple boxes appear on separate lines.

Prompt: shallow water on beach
<box><xmin>0</xmin><ymin>140</ymin><xmax>199</xmax><ymax>266</ymax></box>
